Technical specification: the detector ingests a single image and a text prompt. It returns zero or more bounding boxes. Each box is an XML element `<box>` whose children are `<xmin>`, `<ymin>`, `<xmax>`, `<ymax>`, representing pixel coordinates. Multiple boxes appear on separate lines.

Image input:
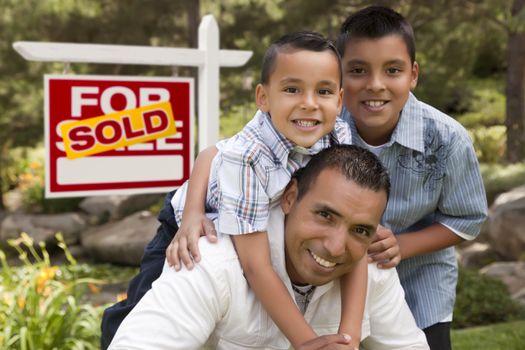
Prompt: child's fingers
<box><xmin>203</xmin><ymin>221</ymin><xmax>217</xmax><ymax>242</ymax></box>
<box><xmin>188</xmin><ymin>237</ymin><xmax>201</xmax><ymax>263</ymax></box>
<box><xmin>178</xmin><ymin>237</ymin><xmax>195</xmax><ymax>270</ymax></box>
<box><xmin>166</xmin><ymin>240</ymin><xmax>180</xmax><ymax>270</ymax></box>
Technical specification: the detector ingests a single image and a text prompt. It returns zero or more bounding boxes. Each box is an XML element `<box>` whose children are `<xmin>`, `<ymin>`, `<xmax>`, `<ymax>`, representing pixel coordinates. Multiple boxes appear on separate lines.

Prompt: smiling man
<box><xmin>109</xmin><ymin>145</ymin><xmax>429</xmax><ymax>350</ymax></box>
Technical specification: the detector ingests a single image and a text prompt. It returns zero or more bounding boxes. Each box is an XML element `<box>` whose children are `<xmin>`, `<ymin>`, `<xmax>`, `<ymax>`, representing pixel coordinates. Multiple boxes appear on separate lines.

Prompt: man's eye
<box><xmin>354</xmin><ymin>227</ymin><xmax>370</xmax><ymax>236</ymax></box>
<box><xmin>318</xmin><ymin>211</ymin><xmax>331</xmax><ymax>220</ymax></box>
<box><xmin>284</xmin><ymin>87</ymin><xmax>299</xmax><ymax>93</ymax></box>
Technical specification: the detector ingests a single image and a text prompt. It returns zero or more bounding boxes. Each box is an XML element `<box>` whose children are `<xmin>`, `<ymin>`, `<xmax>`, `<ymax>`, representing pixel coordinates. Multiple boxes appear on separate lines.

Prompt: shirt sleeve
<box><xmin>215</xmin><ymin>146</ymin><xmax>271</xmax><ymax>235</ymax></box>
<box><xmin>109</xmin><ymin>257</ymin><xmax>229</xmax><ymax>349</ymax></box>
<box><xmin>361</xmin><ymin>266</ymin><xmax>429</xmax><ymax>350</ymax></box>
<box><xmin>435</xmin><ymin>129</ymin><xmax>488</xmax><ymax>239</ymax></box>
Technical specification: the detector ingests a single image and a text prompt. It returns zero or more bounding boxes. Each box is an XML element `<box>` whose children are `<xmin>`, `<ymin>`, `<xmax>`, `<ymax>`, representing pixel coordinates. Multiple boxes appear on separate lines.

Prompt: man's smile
<box><xmin>308</xmin><ymin>249</ymin><xmax>337</xmax><ymax>268</ymax></box>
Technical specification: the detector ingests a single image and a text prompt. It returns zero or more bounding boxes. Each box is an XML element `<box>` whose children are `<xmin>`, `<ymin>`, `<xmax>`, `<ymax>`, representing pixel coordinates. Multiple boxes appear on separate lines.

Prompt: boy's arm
<box><xmin>368</xmin><ymin>223</ymin><xmax>463</xmax><ymax>265</ymax></box>
<box><xmin>338</xmin><ymin>255</ymin><xmax>367</xmax><ymax>350</ymax></box>
<box><xmin>232</xmin><ymin>232</ymin><xmax>318</xmax><ymax>349</ymax></box>
<box><xmin>166</xmin><ymin>146</ymin><xmax>218</xmax><ymax>270</ymax></box>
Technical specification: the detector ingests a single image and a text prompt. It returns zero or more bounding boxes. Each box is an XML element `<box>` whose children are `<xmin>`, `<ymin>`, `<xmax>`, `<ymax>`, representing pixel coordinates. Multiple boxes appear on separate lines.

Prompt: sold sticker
<box><xmin>60</xmin><ymin>101</ymin><xmax>176</xmax><ymax>159</ymax></box>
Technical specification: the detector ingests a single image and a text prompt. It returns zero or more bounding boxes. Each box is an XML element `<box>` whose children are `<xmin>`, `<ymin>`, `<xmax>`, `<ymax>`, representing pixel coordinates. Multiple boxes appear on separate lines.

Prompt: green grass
<box><xmin>452</xmin><ymin>320</ymin><xmax>525</xmax><ymax>350</ymax></box>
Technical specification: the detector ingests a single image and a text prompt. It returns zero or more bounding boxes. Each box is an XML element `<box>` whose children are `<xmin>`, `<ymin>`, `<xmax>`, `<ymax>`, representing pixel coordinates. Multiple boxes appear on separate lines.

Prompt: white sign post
<box><xmin>13</xmin><ymin>14</ymin><xmax>252</xmax><ymax>153</ymax></box>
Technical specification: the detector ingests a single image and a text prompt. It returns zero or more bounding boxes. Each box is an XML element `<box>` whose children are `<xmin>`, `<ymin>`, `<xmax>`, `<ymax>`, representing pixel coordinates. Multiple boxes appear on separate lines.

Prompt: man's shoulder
<box><xmin>197</xmin><ymin>234</ymin><xmax>239</xmax><ymax>265</ymax></box>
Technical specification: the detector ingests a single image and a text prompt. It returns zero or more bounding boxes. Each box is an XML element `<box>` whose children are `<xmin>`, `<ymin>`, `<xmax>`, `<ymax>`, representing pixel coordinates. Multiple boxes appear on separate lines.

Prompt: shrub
<box><xmin>468</xmin><ymin>125</ymin><xmax>506</xmax><ymax>163</ymax></box>
<box><xmin>0</xmin><ymin>233</ymin><xmax>104</xmax><ymax>349</ymax></box>
<box><xmin>453</xmin><ymin>268</ymin><xmax>525</xmax><ymax>329</ymax></box>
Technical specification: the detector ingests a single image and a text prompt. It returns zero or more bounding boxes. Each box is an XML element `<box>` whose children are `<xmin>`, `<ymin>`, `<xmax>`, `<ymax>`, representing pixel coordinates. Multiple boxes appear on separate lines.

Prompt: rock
<box><xmin>81</xmin><ymin>210</ymin><xmax>159</xmax><ymax>266</ymax></box>
<box><xmin>484</xmin><ymin>186</ymin><xmax>525</xmax><ymax>260</ymax></box>
<box><xmin>79</xmin><ymin>194</ymin><xmax>162</xmax><ymax>221</ymax></box>
<box><xmin>480</xmin><ymin>261</ymin><xmax>525</xmax><ymax>294</ymax></box>
<box><xmin>457</xmin><ymin>242</ymin><xmax>500</xmax><ymax>269</ymax></box>
<box><xmin>0</xmin><ymin>212</ymin><xmax>87</xmax><ymax>246</ymax></box>
<box><xmin>512</xmin><ymin>287</ymin><xmax>525</xmax><ymax>306</ymax></box>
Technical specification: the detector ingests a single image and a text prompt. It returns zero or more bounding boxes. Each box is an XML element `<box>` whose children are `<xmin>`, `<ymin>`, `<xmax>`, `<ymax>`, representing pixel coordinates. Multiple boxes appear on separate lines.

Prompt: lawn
<box><xmin>452</xmin><ymin>320</ymin><xmax>525</xmax><ymax>350</ymax></box>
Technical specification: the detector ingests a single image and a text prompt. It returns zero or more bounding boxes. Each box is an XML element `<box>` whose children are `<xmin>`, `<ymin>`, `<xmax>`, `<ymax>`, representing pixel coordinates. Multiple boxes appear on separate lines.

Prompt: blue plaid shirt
<box><xmin>342</xmin><ymin>93</ymin><xmax>488</xmax><ymax>329</ymax></box>
<box><xmin>172</xmin><ymin>110</ymin><xmax>351</xmax><ymax>234</ymax></box>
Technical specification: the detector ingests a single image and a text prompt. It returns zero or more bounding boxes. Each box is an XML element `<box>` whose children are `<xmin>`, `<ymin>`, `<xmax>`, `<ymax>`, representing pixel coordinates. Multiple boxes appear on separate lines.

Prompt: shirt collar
<box><xmin>390</xmin><ymin>92</ymin><xmax>425</xmax><ymax>152</ymax></box>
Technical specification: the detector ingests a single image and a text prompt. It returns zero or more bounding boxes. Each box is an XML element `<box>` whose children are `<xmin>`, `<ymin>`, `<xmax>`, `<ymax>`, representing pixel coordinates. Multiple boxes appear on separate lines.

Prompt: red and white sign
<box><xmin>45</xmin><ymin>75</ymin><xmax>194</xmax><ymax>198</ymax></box>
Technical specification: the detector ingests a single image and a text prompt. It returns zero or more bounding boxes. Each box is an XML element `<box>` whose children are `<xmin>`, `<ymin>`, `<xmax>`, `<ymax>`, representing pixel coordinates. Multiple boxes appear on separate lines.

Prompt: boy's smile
<box><xmin>341</xmin><ymin>34</ymin><xmax>419</xmax><ymax>146</ymax></box>
<box><xmin>256</xmin><ymin>49</ymin><xmax>343</xmax><ymax>148</ymax></box>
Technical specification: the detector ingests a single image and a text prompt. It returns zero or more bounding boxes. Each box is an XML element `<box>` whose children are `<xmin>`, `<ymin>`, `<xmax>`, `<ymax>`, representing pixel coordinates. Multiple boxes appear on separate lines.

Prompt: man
<box><xmin>109</xmin><ymin>145</ymin><xmax>429</xmax><ymax>350</ymax></box>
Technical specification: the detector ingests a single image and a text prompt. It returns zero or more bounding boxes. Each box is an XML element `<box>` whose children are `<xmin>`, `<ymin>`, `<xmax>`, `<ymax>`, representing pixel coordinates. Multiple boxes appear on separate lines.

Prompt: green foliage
<box><xmin>452</xmin><ymin>320</ymin><xmax>525</xmax><ymax>350</ymax></box>
<box><xmin>453</xmin><ymin>268</ymin><xmax>525</xmax><ymax>329</ymax></box>
<box><xmin>0</xmin><ymin>233</ymin><xmax>104</xmax><ymax>349</ymax></box>
<box><xmin>456</xmin><ymin>83</ymin><xmax>506</xmax><ymax>128</ymax></box>
<box><xmin>480</xmin><ymin>162</ymin><xmax>525</xmax><ymax>204</ymax></box>
<box><xmin>469</xmin><ymin>126</ymin><xmax>507</xmax><ymax>163</ymax></box>
<box><xmin>220</xmin><ymin>102</ymin><xmax>257</xmax><ymax>138</ymax></box>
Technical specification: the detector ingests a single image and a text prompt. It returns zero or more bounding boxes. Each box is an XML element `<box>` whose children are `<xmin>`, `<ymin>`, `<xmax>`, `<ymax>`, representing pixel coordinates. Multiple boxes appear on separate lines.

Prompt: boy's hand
<box><xmin>166</xmin><ymin>214</ymin><xmax>217</xmax><ymax>271</ymax></box>
<box><xmin>297</xmin><ymin>333</ymin><xmax>355</xmax><ymax>350</ymax></box>
<box><xmin>367</xmin><ymin>225</ymin><xmax>401</xmax><ymax>268</ymax></box>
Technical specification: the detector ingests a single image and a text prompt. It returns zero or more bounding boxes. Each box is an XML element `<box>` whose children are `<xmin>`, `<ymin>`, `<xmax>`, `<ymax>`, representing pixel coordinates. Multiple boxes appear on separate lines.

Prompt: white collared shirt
<box><xmin>109</xmin><ymin>208</ymin><xmax>429</xmax><ymax>350</ymax></box>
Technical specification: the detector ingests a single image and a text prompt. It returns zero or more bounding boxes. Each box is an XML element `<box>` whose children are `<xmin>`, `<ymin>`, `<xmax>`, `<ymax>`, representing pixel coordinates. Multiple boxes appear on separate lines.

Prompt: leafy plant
<box><xmin>453</xmin><ymin>268</ymin><xmax>525</xmax><ymax>329</ymax></box>
<box><xmin>0</xmin><ymin>233</ymin><xmax>104</xmax><ymax>349</ymax></box>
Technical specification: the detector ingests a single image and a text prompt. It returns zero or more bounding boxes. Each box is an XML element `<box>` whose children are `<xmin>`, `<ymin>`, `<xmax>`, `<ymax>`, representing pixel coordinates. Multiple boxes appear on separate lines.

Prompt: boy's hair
<box><xmin>261</xmin><ymin>31</ymin><xmax>342</xmax><ymax>86</ymax></box>
<box><xmin>292</xmin><ymin>144</ymin><xmax>390</xmax><ymax>201</ymax></box>
<box><xmin>336</xmin><ymin>6</ymin><xmax>416</xmax><ymax>63</ymax></box>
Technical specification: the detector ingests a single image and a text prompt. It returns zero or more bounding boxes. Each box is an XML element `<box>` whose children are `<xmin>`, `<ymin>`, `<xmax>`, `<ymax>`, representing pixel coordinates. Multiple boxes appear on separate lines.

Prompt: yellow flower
<box><xmin>17</xmin><ymin>296</ymin><xmax>26</xmax><ymax>310</ymax></box>
<box><xmin>30</xmin><ymin>161</ymin><xmax>41</xmax><ymax>170</ymax></box>
<box><xmin>36</xmin><ymin>266</ymin><xmax>59</xmax><ymax>293</ymax></box>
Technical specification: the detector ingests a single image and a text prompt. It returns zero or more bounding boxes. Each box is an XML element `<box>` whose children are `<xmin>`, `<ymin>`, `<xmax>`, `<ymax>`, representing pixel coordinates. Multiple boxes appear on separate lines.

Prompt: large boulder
<box><xmin>480</xmin><ymin>261</ymin><xmax>525</xmax><ymax>295</ymax></box>
<box><xmin>457</xmin><ymin>242</ymin><xmax>500</xmax><ymax>269</ymax></box>
<box><xmin>484</xmin><ymin>185</ymin><xmax>525</xmax><ymax>260</ymax></box>
<box><xmin>0</xmin><ymin>212</ymin><xmax>87</xmax><ymax>246</ymax></box>
<box><xmin>79</xmin><ymin>194</ymin><xmax>162</xmax><ymax>222</ymax></box>
<box><xmin>81</xmin><ymin>210</ymin><xmax>159</xmax><ymax>266</ymax></box>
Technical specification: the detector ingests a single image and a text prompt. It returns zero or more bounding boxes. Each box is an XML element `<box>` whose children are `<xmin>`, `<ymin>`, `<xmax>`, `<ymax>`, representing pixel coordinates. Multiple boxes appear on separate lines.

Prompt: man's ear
<box><xmin>410</xmin><ymin>61</ymin><xmax>419</xmax><ymax>91</ymax></box>
<box><xmin>255</xmin><ymin>83</ymin><xmax>270</xmax><ymax>112</ymax></box>
<box><xmin>281</xmin><ymin>179</ymin><xmax>298</xmax><ymax>214</ymax></box>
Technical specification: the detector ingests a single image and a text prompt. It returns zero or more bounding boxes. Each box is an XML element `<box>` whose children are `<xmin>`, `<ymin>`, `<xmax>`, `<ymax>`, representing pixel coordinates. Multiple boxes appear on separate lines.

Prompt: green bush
<box><xmin>453</xmin><ymin>268</ymin><xmax>525</xmax><ymax>329</ymax></box>
<box><xmin>0</xmin><ymin>233</ymin><xmax>104</xmax><ymax>349</ymax></box>
<box><xmin>456</xmin><ymin>87</ymin><xmax>505</xmax><ymax>128</ymax></box>
<box><xmin>468</xmin><ymin>125</ymin><xmax>506</xmax><ymax>163</ymax></box>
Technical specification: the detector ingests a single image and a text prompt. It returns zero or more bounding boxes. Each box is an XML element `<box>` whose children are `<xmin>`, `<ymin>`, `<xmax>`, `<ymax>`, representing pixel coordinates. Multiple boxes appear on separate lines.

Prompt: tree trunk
<box><xmin>505</xmin><ymin>0</ymin><xmax>525</xmax><ymax>162</ymax></box>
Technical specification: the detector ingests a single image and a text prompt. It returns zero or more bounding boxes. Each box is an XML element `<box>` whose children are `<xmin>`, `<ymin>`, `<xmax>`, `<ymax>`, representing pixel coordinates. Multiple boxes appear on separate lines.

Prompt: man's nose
<box><xmin>323</xmin><ymin>226</ymin><xmax>347</xmax><ymax>257</ymax></box>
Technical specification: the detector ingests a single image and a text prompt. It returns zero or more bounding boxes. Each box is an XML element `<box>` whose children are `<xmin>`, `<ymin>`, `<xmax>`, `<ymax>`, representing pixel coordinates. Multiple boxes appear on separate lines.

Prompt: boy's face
<box><xmin>256</xmin><ymin>49</ymin><xmax>343</xmax><ymax>148</ymax></box>
<box><xmin>341</xmin><ymin>34</ymin><xmax>419</xmax><ymax>145</ymax></box>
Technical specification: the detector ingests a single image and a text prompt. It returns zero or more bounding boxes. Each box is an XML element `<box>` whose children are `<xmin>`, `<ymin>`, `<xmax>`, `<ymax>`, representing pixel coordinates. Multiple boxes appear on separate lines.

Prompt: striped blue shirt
<box><xmin>172</xmin><ymin>110</ymin><xmax>352</xmax><ymax>234</ymax></box>
<box><xmin>342</xmin><ymin>93</ymin><xmax>488</xmax><ymax>329</ymax></box>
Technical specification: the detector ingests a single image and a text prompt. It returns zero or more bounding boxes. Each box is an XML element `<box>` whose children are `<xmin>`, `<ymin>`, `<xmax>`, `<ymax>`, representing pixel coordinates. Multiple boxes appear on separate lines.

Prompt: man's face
<box><xmin>341</xmin><ymin>34</ymin><xmax>419</xmax><ymax>146</ymax></box>
<box><xmin>256</xmin><ymin>49</ymin><xmax>343</xmax><ymax>148</ymax></box>
<box><xmin>281</xmin><ymin>168</ymin><xmax>387</xmax><ymax>286</ymax></box>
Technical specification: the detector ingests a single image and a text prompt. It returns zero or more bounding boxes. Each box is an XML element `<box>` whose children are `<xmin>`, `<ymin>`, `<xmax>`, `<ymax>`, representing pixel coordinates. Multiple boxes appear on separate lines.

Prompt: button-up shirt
<box><xmin>172</xmin><ymin>110</ymin><xmax>351</xmax><ymax>234</ymax></box>
<box><xmin>109</xmin><ymin>207</ymin><xmax>429</xmax><ymax>350</ymax></box>
<box><xmin>342</xmin><ymin>93</ymin><xmax>488</xmax><ymax>329</ymax></box>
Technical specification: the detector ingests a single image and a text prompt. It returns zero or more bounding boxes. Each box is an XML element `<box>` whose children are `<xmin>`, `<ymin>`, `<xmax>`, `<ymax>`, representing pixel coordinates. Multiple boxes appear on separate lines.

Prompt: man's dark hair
<box><xmin>336</xmin><ymin>6</ymin><xmax>416</xmax><ymax>63</ymax></box>
<box><xmin>261</xmin><ymin>31</ymin><xmax>342</xmax><ymax>86</ymax></box>
<box><xmin>293</xmin><ymin>144</ymin><xmax>390</xmax><ymax>200</ymax></box>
